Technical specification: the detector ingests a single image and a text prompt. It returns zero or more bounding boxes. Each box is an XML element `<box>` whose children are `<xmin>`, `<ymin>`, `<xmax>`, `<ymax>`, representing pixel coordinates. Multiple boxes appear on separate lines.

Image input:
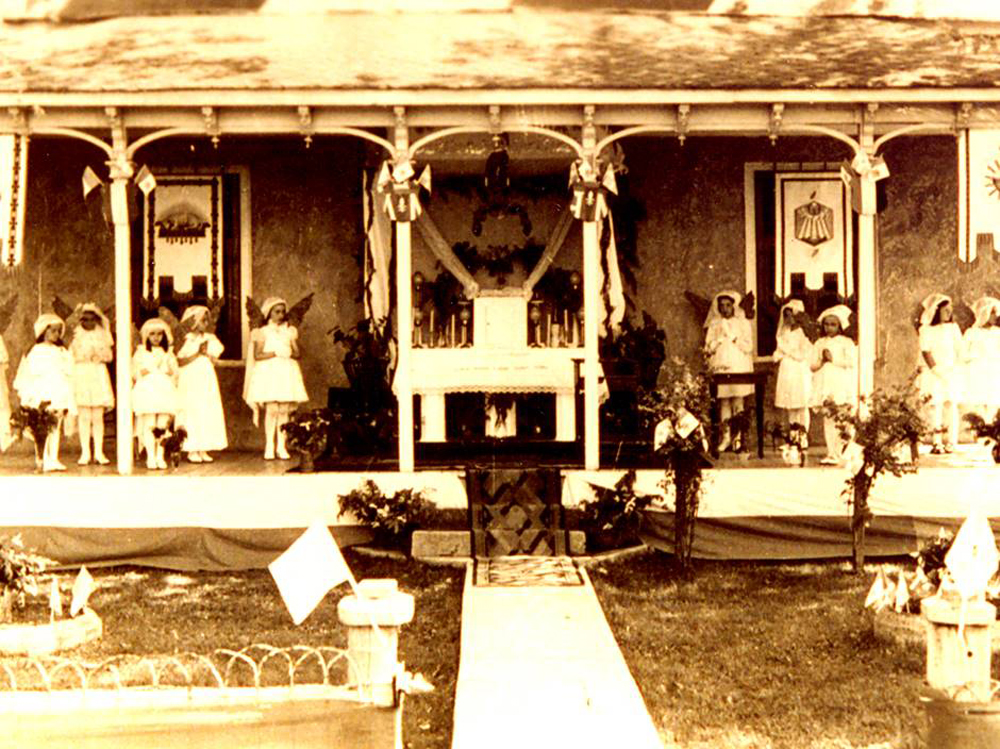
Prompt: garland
<box><xmin>449</xmin><ymin>241</ymin><xmax>545</xmax><ymax>287</ymax></box>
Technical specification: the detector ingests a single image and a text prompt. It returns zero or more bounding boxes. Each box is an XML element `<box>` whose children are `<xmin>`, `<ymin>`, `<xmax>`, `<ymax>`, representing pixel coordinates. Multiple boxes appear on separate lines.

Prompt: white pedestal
<box><xmin>555</xmin><ymin>391</ymin><xmax>575</xmax><ymax>441</ymax></box>
<box><xmin>420</xmin><ymin>393</ymin><xmax>446</xmax><ymax>442</ymax></box>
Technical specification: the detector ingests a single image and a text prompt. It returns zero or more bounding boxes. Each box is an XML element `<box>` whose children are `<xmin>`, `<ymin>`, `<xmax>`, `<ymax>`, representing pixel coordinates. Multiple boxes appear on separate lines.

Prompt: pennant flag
<box><xmin>864</xmin><ymin>567</ymin><xmax>888</xmax><ymax>611</ymax></box>
<box><xmin>0</xmin><ymin>134</ymin><xmax>28</xmax><ymax>268</ymax></box>
<box><xmin>893</xmin><ymin>571</ymin><xmax>910</xmax><ymax>613</ymax></box>
<box><xmin>134</xmin><ymin>164</ymin><xmax>156</xmax><ymax>196</ymax></box>
<box><xmin>601</xmin><ymin>165</ymin><xmax>618</xmax><ymax>196</ymax></box>
<box><xmin>49</xmin><ymin>577</ymin><xmax>62</xmax><ymax>621</ymax></box>
<box><xmin>417</xmin><ymin>165</ymin><xmax>432</xmax><ymax>193</ymax></box>
<box><xmin>603</xmin><ymin>212</ymin><xmax>626</xmax><ymax>335</ymax></box>
<box><xmin>82</xmin><ymin>166</ymin><xmax>102</xmax><ymax>198</ymax></box>
<box><xmin>944</xmin><ymin>508</ymin><xmax>1000</xmax><ymax>599</ymax></box>
<box><xmin>268</xmin><ymin>522</ymin><xmax>354</xmax><ymax>625</ymax></box>
<box><xmin>842</xmin><ymin>441</ymin><xmax>865</xmax><ymax>476</ymax></box>
<box><xmin>653</xmin><ymin>417</ymin><xmax>675</xmax><ymax>451</ymax></box>
<box><xmin>70</xmin><ymin>566</ymin><xmax>95</xmax><ymax>617</ymax></box>
<box><xmin>362</xmin><ymin>170</ymin><xmax>392</xmax><ymax>331</ymax></box>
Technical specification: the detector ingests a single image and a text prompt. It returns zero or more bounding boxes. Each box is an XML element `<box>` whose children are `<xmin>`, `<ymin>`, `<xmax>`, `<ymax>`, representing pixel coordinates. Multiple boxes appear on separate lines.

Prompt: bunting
<box><xmin>363</xmin><ymin>169</ymin><xmax>392</xmax><ymax>329</ymax></box>
<box><xmin>0</xmin><ymin>134</ymin><xmax>28</xmax><ymax>269</ymax></box>
<box><xmin>376</xmin><ymin>160</ymin><xmax>430</xmax><ymax>223</ymax></box>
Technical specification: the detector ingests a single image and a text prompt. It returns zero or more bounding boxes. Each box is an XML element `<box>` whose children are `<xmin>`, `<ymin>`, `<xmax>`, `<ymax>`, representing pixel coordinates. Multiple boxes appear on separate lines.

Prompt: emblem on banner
<box><xmin>793</xmin><ymin>194</ymin><xmax>835</xmax><ymax>249</ymax></box>
<box><xmin>377</xmin><ymin>160</ymin><xmax>430</xmax><ymax>223</ymax></box>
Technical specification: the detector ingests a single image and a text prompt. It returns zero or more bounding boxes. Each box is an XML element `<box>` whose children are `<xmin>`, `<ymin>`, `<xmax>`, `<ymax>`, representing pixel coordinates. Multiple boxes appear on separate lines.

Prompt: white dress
<box><xmin>69</xmin><ymin>328</ymin><xmax>115</xmax><ymax>408</ymax></box>
<box><xmin>175</xmin><ymin>333</ymin><xmax>227</xmax><ymax>452</ymax></box>
<box><xmin>132</xmin><ymin>347</ymin><xmax>179</xmax><ymax>416</ymax></box>
<box><xmin>13</xmin><ymin>343</ymin><xmax>76</xmax><ymax>414</ymax></box>
<box><xmin>245</xmin><ymin>323</ymin><xmax>308</xmax><ymax>404</ymax></box>
<box><xmin>774</xmin><ymin>327</ymin><xmax>812</xmax><ymax>409</ymax></box>
<box><xmin>706</xmin><ymin>317</ymin><xmax>753</xmax><ymax>397</ymax></box>
<box><xmin>811</xmin><ymin>335</ymin><xmax>857</xmax><ymax>407</ymax></box>
<box><xmin>962</xmin><ymin>326</ymin><xmax>1000</xmax><ymax>411</ymax></box>
<box><xmin>917</xmin><ymin>322</ymin><xmax>963</xmax><ymax>405</ymax></box>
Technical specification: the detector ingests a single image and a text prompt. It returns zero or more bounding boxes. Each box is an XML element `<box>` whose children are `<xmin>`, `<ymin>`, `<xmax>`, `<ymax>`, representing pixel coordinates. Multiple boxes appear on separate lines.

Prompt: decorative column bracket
<box><xmin>7</xmin><ymin>107</ymin><xmax>27</xmax><ymax>136</ymax></box>
<box><xmin>956</xmin><ymin>102</ymin><xmax>974</xmax><ymax>132</ymax></box>
<box><xmin>677</xmin><ymin>104</ymin><xmax>691</xmax><ymax>145</ymax></box>
<box><xmin>488</xmin><ymin>105</ymin><xmax>502</xmax><ymax>134</ymax></box>
<box><xmin>202</xmin><ymin>106</ymin><xmax>220</xmax><ymax>148</ymax></box>
<box><xmin>769</xmin><ymin>103</ymin><xmax>784</xmax><ymax>145</ymax></box>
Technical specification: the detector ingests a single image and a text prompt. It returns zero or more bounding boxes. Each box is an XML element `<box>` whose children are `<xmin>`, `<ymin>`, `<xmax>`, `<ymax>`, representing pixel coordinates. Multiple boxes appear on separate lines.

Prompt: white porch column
<box><xmin>107</xmin><ymin>148</ymin><xmax>134</xmax><ymax>475</ymax></box>
<box><xmin>582</xmin><ymin>218</ymin><xmax>601</xmax><ymax>470</ymax></box>
<box><xmin>857</xmin><ymin>179</ymin><xmax>877</xmax><ymax>396</ymax></box>
<box><xmin>395</xmin><ymin>218</ymin><xmax>415</xmax><ymax>471</ymax></box>
<box><xmin>393</xmin><ymin>109</ymin><xmax>415</xmax><ymax>472</ymax></box>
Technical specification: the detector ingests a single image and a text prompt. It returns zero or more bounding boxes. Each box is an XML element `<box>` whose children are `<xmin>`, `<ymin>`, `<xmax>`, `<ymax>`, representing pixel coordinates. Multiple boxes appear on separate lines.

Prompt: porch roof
<box><xmin>2</xmin><ymin>11</ymin><xmax>1000</xmax><ymax>95</ymax></box>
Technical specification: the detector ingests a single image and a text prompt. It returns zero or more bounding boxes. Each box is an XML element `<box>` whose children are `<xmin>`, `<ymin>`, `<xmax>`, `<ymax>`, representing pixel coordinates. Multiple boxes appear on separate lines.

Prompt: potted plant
<box><xmin>9</xmin><ymin>403</ymin><xmax>59</xmax><ymax>472</ymax></box>
<box><xmin>578</xmin><ymin>469</ymin><xmax>654</xmax><ymax>551</ymax></box>
<box><xmin>0</xmin><ymin>535</ymin><xmax>53</xmax><ymax>623</ymax></box>
<box><xmin>281</xmin><ymin>408</ymin><xmax>333</xmax><ymax>473</ymax></box>
<box><xmin>600</xmin><ymin>311</ymin><xmax>667</xmax><ymax>390</ymax></box>
<box><xmin>638</xmin><ymin>356</ymin><xmax>713</xmax><ymax>573</ymax></box>
<box><xmin>336</xmin><ymin>479</ymin><xmax>433</xmax><ymax>554</ymax></box>
<box><xmin>964</xmin><ymin>409</ymin><xmax>1000</xmax><ymax>463</ymax></box>
<box><xmin>827</xmin><ymin>384</ymin><xmax>928</xmax><ymax>572</ymax></box>
<box><xmin>329</xmin><ymin>317</ymin><xmax>394</xmax><ymax>397</ymax></box>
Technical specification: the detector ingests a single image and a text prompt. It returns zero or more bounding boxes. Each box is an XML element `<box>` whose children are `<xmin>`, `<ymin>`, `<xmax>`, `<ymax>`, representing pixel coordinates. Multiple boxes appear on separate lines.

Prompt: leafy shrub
<box><xmin>0</xmin><ymin>534</ymin><xmax>54</xmax><ymax>622</ymax></box>
<box><xmin>579</xmin><ymin>470</ymin><xmax>653</xmax><ymax>548</ymax></box>
<box><xmin>337</xmin><ymin>480</ymin><xmax>434</xmax><ymax>549</ymax></box>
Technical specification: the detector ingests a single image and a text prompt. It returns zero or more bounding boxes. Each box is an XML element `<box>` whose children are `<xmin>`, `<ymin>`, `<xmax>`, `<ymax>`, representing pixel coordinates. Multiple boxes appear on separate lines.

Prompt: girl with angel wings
<box><xmin>171</xmin><ymin>303</ymin><xmax>227</xmax><ymax>463</ymax></box>
<box><xmin>242</xmin><ymin>295</ymin><xmax>312</xmax><ymax>460</ymax></box>
<box><xmin>132</xmin><ymin>318</ymin><xmax>179</xmax><ymax>470</ymax></box>
<box><xmin>67</xmin><ymin>303</ymin><xmax>115</xmax><ymax>465</ymax></box>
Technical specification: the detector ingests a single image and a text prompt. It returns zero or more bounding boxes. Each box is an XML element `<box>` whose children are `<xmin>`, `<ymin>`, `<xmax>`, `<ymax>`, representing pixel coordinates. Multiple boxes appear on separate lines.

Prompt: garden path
<box><xmin>450</xmin><ymin>557</ymin><xmax>663</xmax><ymax>749</ymax></box>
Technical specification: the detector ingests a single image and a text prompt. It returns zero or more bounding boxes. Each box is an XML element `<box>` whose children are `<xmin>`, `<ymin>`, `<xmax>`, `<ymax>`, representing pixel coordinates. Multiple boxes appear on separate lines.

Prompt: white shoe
<box><xmin>146</xmin><ymin>459</ymin><xmax>158</xmax><ymax>470</ymax></box>
<box><xmin>264</xmin><ymin>450</ymin><xmax>275</xmax><ymax>461</ymax></box>
<box><xmin>717</xmin><ymin>435</ymin><xmax>731</xmax><ymax>453</ymax></box>
<box><xmin>94</xmin><ymin>454</ymin><xmax>110</xmax><ymax>465</ymax></box>
<box><xmin>276</xmin><ymin>447</ymin><xmax>291</xmax><ymax>461</ymax></box>
<box><xmin>78</xmin><ymin>455</ymin><xmax>91</xmax><ymax>466</ymax></box>
<box><xmin>200</xmin><ymin>452</ymin><xmax>214</xmax><ymax>463</ymax></box>
<box><xmin>819</xmin><ymin>456</ymin><xmax>839</xmax><ymax>466</ymax></box>
<box><xmin>187</xmin><ymin>452</ymin><xmax>203</xmax><ymax>464</ymax></box>
<box><xmin>43</xmin><ymin>459</ymin><xmax>67</xmax><ymax>472</ymax></box>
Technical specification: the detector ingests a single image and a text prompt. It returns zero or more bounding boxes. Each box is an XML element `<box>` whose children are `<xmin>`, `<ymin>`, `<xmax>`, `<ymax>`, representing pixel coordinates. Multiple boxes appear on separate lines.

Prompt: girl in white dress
<box><xmin>69</xmin><ymin>303</ymin><xmax>114</xmax><ymax>465</ymax></box>
<box><xmin>0</xmin><ymin>331</ymin><xmax>10</xmax><ymax>452</ymax></box>
<box><xmin>810</xmin><ymin>305</ymin><xmax>857</xmax><ymax>466</ymax></box>
<box><xmin>917</xmin><ymin>293</ymin><xmax>963</xmax><ymax>454</ymax></box>
<box><xmin>13</xmin><ymin>314</ymin><xmax>76</xmax><ymax>471</ymax></box>
<box><xmin>773</xmin><ymin>299</ymin><xmax>813</xmax><ymax>441</ymax></box>
<box><xmin>175</xmin><ymin>305</ymin><xmax>227</xmax><ymax>463</ymax></box>
<box><xmin>132</xmin><ymin>318</ymin><xmax>179</xmax><ymax>470</ymax></box>
<box><xmin>243</xmin><ymin>297</ymin><xmax>308</xmax><ymax>460</ymax></box>
<box><xmin>704</xmin><ymin>290</ymin><xmax>753</xmax><ymax>452</ymax></box>
<box><xmin>961</xmin><ymin>296</ymin><xmax>1000</xmax><ymax>423</ymax></box>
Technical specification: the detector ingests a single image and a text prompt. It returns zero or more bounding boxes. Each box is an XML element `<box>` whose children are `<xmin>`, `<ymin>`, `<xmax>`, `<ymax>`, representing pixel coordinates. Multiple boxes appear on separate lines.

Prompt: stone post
<box><xmin>922</xmin><ymin>592</ymin><xmax>996</xmax><ymax>702</ymax></box>
<box><xmin>337</xmin><ymin>579</ymin><xmax>414</xmax><ymax>707</ymax></box>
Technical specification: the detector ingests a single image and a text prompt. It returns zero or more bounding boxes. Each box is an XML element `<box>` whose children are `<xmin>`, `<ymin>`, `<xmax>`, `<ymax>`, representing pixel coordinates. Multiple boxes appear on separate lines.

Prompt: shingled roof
<box><xmin>1</xmin><ymin>10</ymin><xmax>999</xmax><ymax>93</ymax></box>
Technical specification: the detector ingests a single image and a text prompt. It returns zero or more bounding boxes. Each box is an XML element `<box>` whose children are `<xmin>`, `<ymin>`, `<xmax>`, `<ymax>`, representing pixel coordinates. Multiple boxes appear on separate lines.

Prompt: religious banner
<box><xmin>958</xmin><ymin>129</ymin><xmax>1000</xmax><ymax>264</ymax></box>
<box><xmin>0</xmin><ymin>134</ymin><xmax>28</xmax><ymax>269</ymax></box>
<box><xmin>774</xmin><ymin>173</ymin><xmax>853</xmax><ymax>297</ymax></box>
<box><xmin>142</xmin><ymin>175</ymin><xmax>223</xmax><ymax>301</ymax></box>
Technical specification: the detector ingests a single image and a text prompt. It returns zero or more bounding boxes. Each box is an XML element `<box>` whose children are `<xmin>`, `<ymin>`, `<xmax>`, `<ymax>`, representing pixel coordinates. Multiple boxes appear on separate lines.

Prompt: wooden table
<box><xmin>709</xmin><ymin>371</ymin><xmax>770</xmax><ymax>459</ymax></box>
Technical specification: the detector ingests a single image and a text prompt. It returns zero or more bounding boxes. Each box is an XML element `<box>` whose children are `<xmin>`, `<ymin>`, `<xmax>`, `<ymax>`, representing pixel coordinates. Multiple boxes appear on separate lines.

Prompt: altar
<box><xmin>394</xmin><ymin>296</ymin><xmax>604</xmax><ymax>442</ymax></box>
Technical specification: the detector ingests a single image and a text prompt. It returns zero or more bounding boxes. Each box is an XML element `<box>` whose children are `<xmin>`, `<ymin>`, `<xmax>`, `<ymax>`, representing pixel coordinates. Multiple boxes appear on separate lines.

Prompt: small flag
<box><xmin>601</xmin><ymin>165</ymin><xmax>618</xmax><ymax>196</ymax></box>
<box><xmin>893</xmin><ymin>571</ymin><xmax>910</xmax><ymax>613</ymax></box>
<box><xmin>134</xmin><ymin>164</ymin><xmax>157</xmax><ymax>195</ymax></box>
<box><xmin>82</xmin><ymin>166</ymin><xmax>102</xmax><ymax>198</ymax></box>
<box><xmin>70</xmin><ymin>566</ymin><xmax>95</xmax><ymax>617</ymax></box>
<box><xmin>49</xmin><ymin>577</ymin><xmax>62</xmax><ymax>621</ymax></box>
<box><xmin>944</xmin><ymin>508</ymin><xmax>1000</xmax><ymax>599</ymax></box>
<box><xmin>416</xmin><ymin>165</ymin><xmax>432</xmax><ymax>193</ymax></box>
<box><xmin>268</xmin><ymin>522</ymin><xmax>354</xmax><ymax>625</ymax></box>
<box><xmin>653</xmin><ymin>417</ymin><xmax>675</xmax><ymax>451</ymax></box>
<box><xmin>675</xmin><ymin>409</ymin><xmax>700</xmax><ymax>440</ymax></box>
<box><xmin>864</xmin><ymin>567</ymin><xmax>888</xmax><ymax>611</ymax></box>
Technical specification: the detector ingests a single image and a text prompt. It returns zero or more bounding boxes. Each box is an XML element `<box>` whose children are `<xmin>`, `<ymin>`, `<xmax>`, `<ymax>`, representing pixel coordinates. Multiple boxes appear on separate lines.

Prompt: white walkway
<box><xmin>450</xmin><ymin>560</ymin><xmax>663</xmax><ymax>749</ymax></box>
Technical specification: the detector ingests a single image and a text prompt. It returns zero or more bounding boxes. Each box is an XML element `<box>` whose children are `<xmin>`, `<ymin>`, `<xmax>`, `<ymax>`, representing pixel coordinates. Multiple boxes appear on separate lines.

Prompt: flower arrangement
<box><xmin>578</xmin><ymin>469</ymin><xmax>654</xmax><ymax>549</ymax></box>
<box><xmin>638</xmin><ymin>356</ymin><xmax>713</xmax><ymax>572</ymax></box>
<box><xmin>151</xmin><ymin>423</ymin><xmax>188</xmax><ymax>468</ymax></box>
<box><xmin>0</xmin><ymin>534</ymin><xmax>54</xmax><ymax>623</ymax></box>
<box><xmin>964</xmin><ymin>409</ymin><xmax>1000</xmax><ymax>463</ymax></box>
<box><xmin>826</xmin><ymin>384</ymin><xmax>928</xmax><ymax>572</ymax></box>
<box><xmin>600</xmin><ymin>311</ymin><xmax>668</xmax><ymax>389</ymax></box>
<box><xmin>281</xmin><ymin>409</ymin><xmax>332</xmax><ymax>470</ymax></box>
<box><xmin>9</xmin><ymin>403</ymin><xmax>60</xmax><ymax>470</ymax></box>
<box><xmin>329</xmin><ymin>317</ymin><xmax>394</xmax><ymax>391</ymax></box>
<box><xmin>337</xmin><ymin>480</ymin><xmax>434</xmax><ymax>551</ymax></box>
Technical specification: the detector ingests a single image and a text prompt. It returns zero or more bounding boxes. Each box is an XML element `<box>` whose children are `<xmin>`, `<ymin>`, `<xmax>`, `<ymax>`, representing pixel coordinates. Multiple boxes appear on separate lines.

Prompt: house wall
<box><xmin>1</xmin><ymin>136</ymin><xmax>365</xmax><ymax>453</ymax></box>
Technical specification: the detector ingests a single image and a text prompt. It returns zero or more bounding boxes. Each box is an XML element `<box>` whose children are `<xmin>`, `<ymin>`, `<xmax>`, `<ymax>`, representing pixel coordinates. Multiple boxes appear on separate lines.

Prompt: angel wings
<box><xmin>245</xmin><ymin>294</ymin><xmax>314</xmax><ymax>330</ymax></box>
<box><xmin>156</xmin><ymin>297</ymin><xmax>226</xmax><ymax>352</ymax></box>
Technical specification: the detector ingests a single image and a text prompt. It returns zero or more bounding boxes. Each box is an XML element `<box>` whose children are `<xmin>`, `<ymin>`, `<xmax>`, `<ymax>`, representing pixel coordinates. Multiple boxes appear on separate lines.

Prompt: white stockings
<box><xmin>77</xmin><ymin>406</ymin><xmax>108</xmax><ymax>465</ymax></box>
<box><xmin>264</xmin><ymin>403</ymin><xmax>293</xmax><ymax>460</ymax></box>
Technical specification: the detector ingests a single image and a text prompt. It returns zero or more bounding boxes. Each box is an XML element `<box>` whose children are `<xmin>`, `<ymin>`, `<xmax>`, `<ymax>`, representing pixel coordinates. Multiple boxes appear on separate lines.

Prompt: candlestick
<box><xmin>547</xmin><ymin>312</ymin><xmax>552</xmax><ymax>347</ymax></box>
<box><xmin>450</xmin><ymin>313</ymin><xmax>456</xmax><ymax>348</ymax></box>
<box><xmin>429</xmin><ymin>309</ymin><xmax>436</xmax><ymax>347</ymax></box>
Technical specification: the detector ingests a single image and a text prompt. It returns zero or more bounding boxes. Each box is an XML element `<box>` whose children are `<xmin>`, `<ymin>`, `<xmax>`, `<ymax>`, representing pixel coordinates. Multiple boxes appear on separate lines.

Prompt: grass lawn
<box><xmin>4</xmin><ymin>551</ymin><xmax>464</xmax><ymax>749</ymax></box>
<box><xmin>589</xmin><ymin>550</ymin><xmax>991</xmax><ymax>749</ymax></box>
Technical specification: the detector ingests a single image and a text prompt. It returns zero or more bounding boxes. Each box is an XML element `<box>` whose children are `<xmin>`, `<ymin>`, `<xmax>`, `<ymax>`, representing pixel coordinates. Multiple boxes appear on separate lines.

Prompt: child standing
<box><xmin>917</xmin><ymin>293</ymin><xmax>963</xmax><ymax>454</ymax></box>
<box><xmin>132</xmin><ymin>318</ymin><xmax>179</xmax><ymax>470</ymax></box>
<box><xmin>773</xmin><ymin>299</ymin><xmax>813</xmax><ymax>444</ymax></box>
<box><xmin>962</xmin><ymin>296</ymin><xmax>1000</xmax><ymax>422</ymax></box>
<box><xmin>704</xmin><ymin>290</ymin><xmax>753</xmax><ymax>452</ymax></box>
<box><xmin>243</xmin><ymin>297</ymin><xmax>309</xmax><ymax>460</ymax></box>
<box><xmin>810</xmin><ymin>305</ymin><xmax>857</xmax><ymax>466</ymax></box>
<box><xmin>175</xmin><ymin>305</ymin><xmax>226</xmax><ymax>463</ymax></box>
<box><xmin>69</xmin><ymin>303</ymin><xmax>114</xmax><ymax>465</ymax></box>
<box><xmin>13</xmin><ymin>313</ymin><xmax>76</xmax><ymax>471</ymax></box>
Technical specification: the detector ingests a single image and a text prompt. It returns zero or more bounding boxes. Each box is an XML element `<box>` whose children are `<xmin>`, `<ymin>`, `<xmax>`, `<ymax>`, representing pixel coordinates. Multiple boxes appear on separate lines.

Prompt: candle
<box><xmin>547</xmin><ymin>312</ymin><xmax>553</xmax><ymax>346</ymax></box>
<box><xmin>450</xmin><ymin>314</ymin><xmax>456</xmax><ymax>348</ymax></box>
<box><xmin>429</xmin><ymin>309</ymin><xmax>436</xmax><ymax>347</ymax></box>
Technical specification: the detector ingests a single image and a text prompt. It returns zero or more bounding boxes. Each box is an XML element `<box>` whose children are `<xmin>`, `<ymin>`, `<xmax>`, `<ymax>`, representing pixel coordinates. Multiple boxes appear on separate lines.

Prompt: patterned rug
<box><xmin>474</xmin><ymin>556</ymin><xmax>584</xmax><ymax>587</ymax></box>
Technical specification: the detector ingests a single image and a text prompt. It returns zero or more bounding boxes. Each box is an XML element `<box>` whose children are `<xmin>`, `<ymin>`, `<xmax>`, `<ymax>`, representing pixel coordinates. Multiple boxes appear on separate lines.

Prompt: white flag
<box><xmin>269</xmin><ymin>523</ymin><xmax>354</xmax><ymax>625</ymax></box>
<box><xmin>864</xmin><ymin>568</ymin><xmax>888</xmax><ymax>611</ymax></box>
<box><xmin>134</xmin><ymin>164</ymin><xmax>156</xmax><ymax>196</ymax></box>
<box><xmin>70</xmin><ymin>566</ymin><xmax>95</xmax><ymax>617</ymax></box>
<box><xmin>49</xmin><ymin>577</ymin><xmax>62</xmax><ymax>620</ymax></box>
<box><xmin>82</xmin><ymin>166</ymin><xmax>102</xmax><ymax>198</ymax></box>
<box><xmin>893</xmin><ymin>571</ymin><xmax>910</xmax><ymax>613</ymax></box>
<box><xmin>944</xmin><ymin>509</ymin><xmax>1000</xmax><ymax>600</ymax></box>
